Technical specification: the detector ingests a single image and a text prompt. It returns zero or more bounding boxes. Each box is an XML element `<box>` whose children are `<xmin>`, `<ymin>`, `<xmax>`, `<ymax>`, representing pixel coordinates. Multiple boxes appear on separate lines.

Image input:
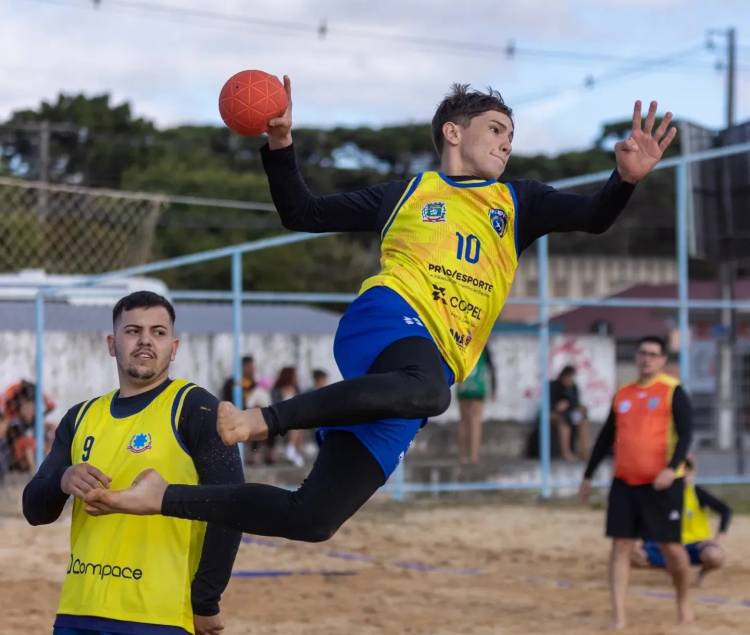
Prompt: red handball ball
<box><xmin>218</xmin><ymin>70</ymin><xmax>288</xmax><ymax>136</ymax></box>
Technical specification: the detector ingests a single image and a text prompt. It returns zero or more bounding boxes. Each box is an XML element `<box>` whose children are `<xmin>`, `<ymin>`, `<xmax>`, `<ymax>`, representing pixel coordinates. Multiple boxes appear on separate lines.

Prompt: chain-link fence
<box><xmin>0</xmin><ymin>177</ymin><xmax>165</xmax><ymax>273</ymax></box>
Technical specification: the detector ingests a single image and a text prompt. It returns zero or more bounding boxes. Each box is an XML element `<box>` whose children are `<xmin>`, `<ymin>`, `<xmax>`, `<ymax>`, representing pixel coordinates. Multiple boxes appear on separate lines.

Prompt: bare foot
<box><xmin>678</xmin><ymin>605</ymin><xmax>695</xmax><ymax>625</ymax></box>
<box><xmin>84</xmin><ymin>468</ymin><xmax>167</xmax><ymax>516</ymax></box>
<box><xmin>217</xmin><ymin>402</ymin><xmax>268</xmax><ymax>445</ymax></box>
<box><xmin>608</xmin><ymin>619</ymin><xmax>626</xmax><ymax>630</ymax></box>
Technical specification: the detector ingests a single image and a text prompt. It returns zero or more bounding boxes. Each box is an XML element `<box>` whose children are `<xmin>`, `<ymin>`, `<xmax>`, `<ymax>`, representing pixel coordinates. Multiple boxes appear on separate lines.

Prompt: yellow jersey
<box><xmin>360</xmin><ymin>171</ymin><xmax>518</xmax><ymax>381</ymax></box>
<box><xmin>57</xmin><ymin>379</ymin><xmax>205</xmax><ymax>634</ymax></box>
<box><xmin>682</xmin><ymin>482</ymin><xmax>713</xmax><ymax>544</ymax></box>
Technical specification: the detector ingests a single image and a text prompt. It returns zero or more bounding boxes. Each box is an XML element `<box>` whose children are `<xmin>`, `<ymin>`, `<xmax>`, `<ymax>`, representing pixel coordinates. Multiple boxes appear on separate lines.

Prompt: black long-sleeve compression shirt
<box><xmin>694</xmin><ymin>485</ymin><xmax>732</xmax><ymax>534</ymax></box>
<box><xmin>260</xmin><ymin>143</ymin><xmax>636</xmax><ymax>253</ymax></box>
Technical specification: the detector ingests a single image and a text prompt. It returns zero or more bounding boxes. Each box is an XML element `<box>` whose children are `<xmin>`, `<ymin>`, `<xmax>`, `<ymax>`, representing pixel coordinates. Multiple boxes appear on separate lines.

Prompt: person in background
<box><xmin>271</xmin><ymin>366</ymin><xmax>304</xmax><ymax>467</ymax></box>
<box><xmin>311</xmin><ymin>368</ymin><xmax>329</xmax><ymax>390</ymax></box>
<box><xmin>580</xmin><ymin>335</ymin><xmax>693</xmax><ymax>629</ymax></box>
<box><xmin>631</xmin><ymin>454</ymin><xmax>731</xmax><ymax>587</ymax></box>
<box><xmin>220</xmin><ymin>355</ymin><xmax>255</xmax><ymax>403</ymax></box>
<box><xmin>456</xmin><ymin>346</ymin><xmax>496</xmax><ymax>465</ymax></box>
<box><xmin>221</xmin><ymin>355</ymin><xmax>273</xmax><ymax>465</ymax></box>
<box><xmin>550</xmin><ymin>365</ymin><xmax>590</xmax><ymax>461</ymax></box>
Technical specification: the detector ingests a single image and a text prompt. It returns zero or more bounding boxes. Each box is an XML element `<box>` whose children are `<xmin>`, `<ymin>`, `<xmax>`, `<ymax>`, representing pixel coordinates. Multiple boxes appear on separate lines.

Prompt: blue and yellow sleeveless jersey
<box><xmin>360</xmin><ymin>171</ymin><xmax>519</xmax><ymax>382</ymax></box>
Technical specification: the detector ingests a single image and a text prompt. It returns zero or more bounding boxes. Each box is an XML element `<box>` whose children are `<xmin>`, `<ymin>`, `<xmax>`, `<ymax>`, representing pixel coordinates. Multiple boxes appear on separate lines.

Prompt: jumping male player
<box><xmin>85</xmin><ymin>80</ymin><xmax>677</xmax><ymax>550</ymax></box>
<box><xmin>24</xmin><ymin>292</ymin><xmax>243</xmax><ymax>635</ymax></box>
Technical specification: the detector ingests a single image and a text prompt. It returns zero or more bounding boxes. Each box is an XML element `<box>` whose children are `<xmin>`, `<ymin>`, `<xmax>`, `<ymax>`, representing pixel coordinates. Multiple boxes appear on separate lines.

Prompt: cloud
<box><xmin>1</xmin><ymin>0</ymin><xmax>747</xmax><ymax>155</ymax></box>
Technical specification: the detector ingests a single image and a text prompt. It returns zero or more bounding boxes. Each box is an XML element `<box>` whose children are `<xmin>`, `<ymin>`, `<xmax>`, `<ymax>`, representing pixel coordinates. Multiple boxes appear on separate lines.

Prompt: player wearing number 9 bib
<box><xmin>84</xmin><ymin>82</ymin><xmax>677</xmax><ymax>549</ymax></box>
<box><xmin>23</xmin><ymin>292</ymin><xmax>243</xmax><ymax>635</ymax></box>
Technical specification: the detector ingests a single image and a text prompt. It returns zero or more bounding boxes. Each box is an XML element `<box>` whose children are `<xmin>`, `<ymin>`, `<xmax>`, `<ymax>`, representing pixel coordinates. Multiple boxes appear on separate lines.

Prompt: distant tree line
<box><xmin>0</xmin><ymin>93</ymin><xmax>684</xmax><ymax>292</ymax></box>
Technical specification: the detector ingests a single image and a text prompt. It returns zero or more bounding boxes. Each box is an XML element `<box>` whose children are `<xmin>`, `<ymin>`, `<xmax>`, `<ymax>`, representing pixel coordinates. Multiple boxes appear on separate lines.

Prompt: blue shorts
<box><xmin>318</xmin><ymin>286</ymin><xmax>454</xmax><ymax>479</ymax></box>
<box><xmin>643</xmin><ymin>540</ymin><xmax>705</xmax><ymax>567</ymax></box>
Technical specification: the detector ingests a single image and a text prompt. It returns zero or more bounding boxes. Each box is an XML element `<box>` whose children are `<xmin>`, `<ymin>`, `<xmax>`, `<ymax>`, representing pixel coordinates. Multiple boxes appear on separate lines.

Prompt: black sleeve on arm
<box><xmin>694</xmin><ymin>486</ymin><xmax>732</xmax><ymax>533</ymax></box>
<box><xmin>584</xmin><ymin>407</ymin><xmax>616</xmax><ymax>479</ymax></box>
<box><xmin>260</xmin><ymin>143</ymin><xmax>407</xmax><ymax>234</ymax></box>
<box><xmin>178</xmin><ymin>388</ymin><xmax>244</xmax><ymax>617</ymax></box>
<box><xmin>514</xmin><ymin>170</ymin><xmax>636</xmax><ymax>254</ymax></box>
<box><xmin>667</xmin><ymin>386</ymin><xmax>692</xmax><ymax>470</ymax></box>
<box><xmin>22</xmin><ymin>404</ymin><xmax>80</xmax><ymax>525</ymax></box>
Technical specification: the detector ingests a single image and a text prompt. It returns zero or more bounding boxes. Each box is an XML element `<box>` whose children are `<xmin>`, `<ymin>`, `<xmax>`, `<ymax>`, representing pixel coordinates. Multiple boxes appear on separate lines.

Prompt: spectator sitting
<box><xmin>631</xmin><ymin>455</ymin><xmax>731</xmax><ymax>587</ymax></box>
<box><xmin>549</xmin><ymin>365</ymin><xmax>590</xmax><ymax>461</ymax></box>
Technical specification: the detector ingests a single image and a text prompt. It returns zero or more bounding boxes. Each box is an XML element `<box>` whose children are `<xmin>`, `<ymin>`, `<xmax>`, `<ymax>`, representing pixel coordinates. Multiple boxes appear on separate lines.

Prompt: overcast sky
<box><xmin>2</xmin><ymin>0</ymin><xmax>749</xmax><ymax>155</ymax></box>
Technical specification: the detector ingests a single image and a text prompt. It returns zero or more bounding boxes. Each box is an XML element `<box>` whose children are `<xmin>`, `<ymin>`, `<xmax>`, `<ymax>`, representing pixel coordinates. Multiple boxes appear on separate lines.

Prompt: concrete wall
<box><xmin>0</xmin><ymin>331</ymin><xmax>614</xmax><ymax>425</ymax></box>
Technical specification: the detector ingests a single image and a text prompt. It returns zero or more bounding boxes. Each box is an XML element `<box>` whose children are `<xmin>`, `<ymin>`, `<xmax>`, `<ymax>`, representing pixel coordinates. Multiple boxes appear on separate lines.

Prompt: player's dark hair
<box><xmin>242</xmin><ymin>355</ymin><xmax>254</xmax><ymax>365</ymax></box>
<box><xmin>431</xmin><ymin>83</ymin><xmax>513</xmax><ymax>155</ymax></box>
<box><xmin>637</xmin><ymin>335</ymin><xmax>667</xmax><ymax>355</ymax></box>
<box><xmin>112</xmin><ymin>291</ymin><xmax>175</xmax><ymax>326</ymax></box>
<box><xmin>558</xmin><ymin>365</ymin><xmax>576</xmax><ymax>379</ymax></box>
<box><xmin>312</xmin><ymin>368</ymin><xmax>328</xmax><ymax>382</ymax></box>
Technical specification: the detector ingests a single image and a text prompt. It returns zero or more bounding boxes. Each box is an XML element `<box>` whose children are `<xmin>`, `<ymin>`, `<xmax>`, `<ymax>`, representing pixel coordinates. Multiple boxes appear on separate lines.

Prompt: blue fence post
<box><xmin>392</xmin><ymin>460</ymin><xmax>405</xmax><ymax>502</ymax></box>
<box><xmin>34</xmin><ymin>290</ymin><xmax>46</xmax><ymax>471</ymax></box>
<box><xmin>231</xmin><ymin>252</ymin><xmax>245</xmax><ymax>463</ymax></box>
<box><xmin>676</xmin><ymin>161</ymin><xmax>690</xmax><ymax>387</ymax></box>
<box><xmin>538</xmin><ymin>236</ymin><xmax>552</xmax><ymax>498</ymax></box>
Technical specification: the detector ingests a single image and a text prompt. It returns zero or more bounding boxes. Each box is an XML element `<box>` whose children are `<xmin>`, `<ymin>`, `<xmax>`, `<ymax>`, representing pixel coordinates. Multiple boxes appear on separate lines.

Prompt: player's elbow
<box><xmin>22</xmin><ymin>496</ymin><xmax>49</xmax><ymax>526</ymax></box>
<box><xmin>585</xmin><ymin>220</ymin><xmax>612</xmax><ymax>235</ymax></box>
<box><xmin>279</xmin><ymin>215</ymin><xmax>303</xmax><ymax>231</ymax></box>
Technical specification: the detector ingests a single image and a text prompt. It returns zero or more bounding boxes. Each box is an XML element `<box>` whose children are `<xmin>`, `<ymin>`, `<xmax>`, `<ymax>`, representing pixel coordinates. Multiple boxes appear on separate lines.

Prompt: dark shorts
<box><xmin>643</xmin><ymin>540</ymin><xmax>705</xmax><ymax>567</ymax></box>
<box><xmin>606</xmin><ymin>477</ymin><xmax>684</xmax><ymax>543</ymax></box>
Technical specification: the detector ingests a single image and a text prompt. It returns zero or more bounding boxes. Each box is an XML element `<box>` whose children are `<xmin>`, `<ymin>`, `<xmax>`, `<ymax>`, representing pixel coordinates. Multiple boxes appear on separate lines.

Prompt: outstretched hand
<box><xmin>267</xmin><ymin>74</ymin><xmax>293</xmax><ymax>150</ymax></box>
<box><xmin>615</xmin><ymin>100</ymin><xmax>676</xmax><ymax>184</ymax></box>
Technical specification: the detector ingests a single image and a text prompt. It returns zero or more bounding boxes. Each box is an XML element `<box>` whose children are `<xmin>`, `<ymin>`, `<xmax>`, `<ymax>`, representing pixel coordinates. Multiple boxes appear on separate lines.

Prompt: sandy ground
<box><xmin>2</xmin><ymin>492</ymin><xmax>749</xmax><ymax>635</ymax></box>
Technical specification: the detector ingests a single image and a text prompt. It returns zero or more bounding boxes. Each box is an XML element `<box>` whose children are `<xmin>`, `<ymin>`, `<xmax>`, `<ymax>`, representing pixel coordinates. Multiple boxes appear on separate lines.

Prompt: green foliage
<box><xmin>1</xmin><ymin>94</ymin><xmax>155</xmax><ymax>187</ymax></box>
<box><xmin>1</xmin><ymin>92</ymin><xmax>688</xmax><ymax>289</ymax></box>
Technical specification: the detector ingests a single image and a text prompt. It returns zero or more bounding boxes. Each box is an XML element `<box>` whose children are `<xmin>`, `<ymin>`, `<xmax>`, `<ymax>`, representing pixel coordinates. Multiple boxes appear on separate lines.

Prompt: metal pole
<box><xmin>231</xmin><ymin>252</ymin><xmax>245</xmax><ymax>463</ymax></box>
<box><xmin>392</xmin><ymin>460</ymin><xmax>405</xmax><ymax>502</ymax></box>
<box><xmin>538</xmin><ymin>236</ymin><xmax>551</xmax><ymax>498</ymax></box>
<box><xmin>727</xmin><ymin>27</ymin><xmax>735</xmax><ymax>128</ymax></box>
<box><xmin>34</xmin><ymin>291</ymin><xmax>46</xmax><ymax>470</ymax></box>
<box><xmin>676</xmin><ymin>162</ymin><xmax>690</xmax><ymax>386</ymax></box>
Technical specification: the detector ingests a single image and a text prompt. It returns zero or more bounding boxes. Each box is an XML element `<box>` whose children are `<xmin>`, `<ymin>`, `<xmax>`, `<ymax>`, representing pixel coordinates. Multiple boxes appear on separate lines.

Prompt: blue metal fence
<box><xmin>30</xmin><ymin>141</ymin><xmax>750</xmax><ymax>497</ymax></box>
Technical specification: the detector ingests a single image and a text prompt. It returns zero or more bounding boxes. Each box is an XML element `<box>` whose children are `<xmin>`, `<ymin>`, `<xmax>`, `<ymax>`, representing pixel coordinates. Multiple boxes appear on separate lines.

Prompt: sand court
<box><xmin>2</xmin><ymin>498</ymin><xmax>748</xmax><ymax>634</ymax></box>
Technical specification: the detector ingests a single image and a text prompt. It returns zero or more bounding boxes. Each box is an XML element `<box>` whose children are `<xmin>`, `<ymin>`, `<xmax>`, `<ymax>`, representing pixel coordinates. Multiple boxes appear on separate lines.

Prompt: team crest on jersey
<box><xmin>421</xmin><ymin>201</ymin><xmax>446</xmax><ymax>223</ymax></box>
<box><xmin>647</xmin><ymin>397</ymin><xmax>661</xmax><ymax>410</ymax></box>
<box><xmin>127</xmin><ymin>432</ymin><xmax>152</xmax><ymax>453</ymax></box>
<box><xmin>489</xmin><ymin>208</ymin><xmax>508</xmax><ymax>237</ymax></box>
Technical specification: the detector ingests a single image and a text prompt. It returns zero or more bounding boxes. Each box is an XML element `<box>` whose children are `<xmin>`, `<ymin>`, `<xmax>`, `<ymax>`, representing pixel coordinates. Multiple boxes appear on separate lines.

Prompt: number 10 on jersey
<box><xmin>456</xmin><ymin>232</ymin><xmax>480</xmax><ymax>264</ymax></box>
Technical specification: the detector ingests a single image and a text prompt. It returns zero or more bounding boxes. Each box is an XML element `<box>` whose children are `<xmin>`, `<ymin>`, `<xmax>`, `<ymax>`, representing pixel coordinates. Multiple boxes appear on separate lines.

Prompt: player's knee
<box><xmin>303</xmin><ymin>517</ymin><xmax>340</xmax><ymax>543</ymax></box>
<box><xmin>409</xmin><ymin>380</ymin><xmax>451</xmax><ymax>417</ymax></box>
<box><xmin>702</xmin><ymin>546</ymin><xmax>724</xmax><ymax>569</ymax></box>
